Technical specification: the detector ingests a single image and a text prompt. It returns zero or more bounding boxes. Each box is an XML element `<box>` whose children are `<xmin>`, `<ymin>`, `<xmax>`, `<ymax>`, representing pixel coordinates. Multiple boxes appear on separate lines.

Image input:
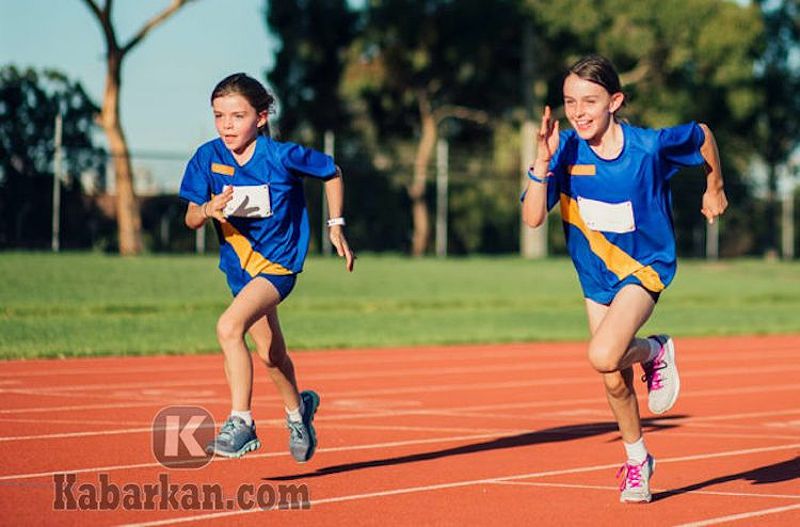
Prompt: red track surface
<box><xmin>1</xmin><ymin>335</ymin><xmax>799</xmax><ymax>526</ymax></box>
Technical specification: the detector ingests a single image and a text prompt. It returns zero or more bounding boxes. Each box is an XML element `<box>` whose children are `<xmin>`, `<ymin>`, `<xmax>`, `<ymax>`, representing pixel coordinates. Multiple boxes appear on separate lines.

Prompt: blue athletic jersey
<box><xmin>543</xmin><ymin>122</ymin><xmax>705</xmax><ymax>304</ymax></box>
<box><xmin>179</xmin><ymin>135</ymin><xmax>337</xmax><ymax>287</ymax></box>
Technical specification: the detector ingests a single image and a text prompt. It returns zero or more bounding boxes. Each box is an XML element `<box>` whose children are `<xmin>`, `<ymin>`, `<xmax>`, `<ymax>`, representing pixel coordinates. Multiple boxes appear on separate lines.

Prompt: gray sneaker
<box><xmin>618</xmin><ymin>455</ymin><xmax>656</xmax><ymax>503</ymax></box>
<box><xmin>642</xmin><ymin>335</ymin><xmax>680</xmax><ymax>415</ymax></box>
<box><xmin>287</xmin><ymin>390</ymin><xmax>320</xmax><ymax>463</ymax></box>
<box><xmin>205</xmin><ymin>416</ymin><xmax>260</xmax><ymax>458</ymax></box>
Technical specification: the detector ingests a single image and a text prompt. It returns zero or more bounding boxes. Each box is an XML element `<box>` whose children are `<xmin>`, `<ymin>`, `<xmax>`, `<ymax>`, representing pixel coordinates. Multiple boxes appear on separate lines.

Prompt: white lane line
<box><xmin>0</xmin><ymin>401</ymin><xmax>167</xmax><ymax>415</ymax></box>
<box><xmin>673</xmin><ymin>503</ymin><xmax>800</xmax><ymax>527</ymax></box>
<box><xmin>116</xmin><ymin>442</ymin><xmax>800</xmax><ymax>527</ymax></box>
<box><xmin>3</xmin><ymin>359</ymin><xmax>799</xmax><ymax>411</ymax></box>
<box><xmin>3</xmin><ymin>400</ymin><xmax>800</xmax><ymax>443</ymax></box>
<box><xmin>0</xmin><ymin>431</ymin><xmax>518</xmax><ymax>481</ymax></box>
<box><xmin>664</xmin><ymin>408</ymin><xmax>800</xmax><ymax>423</ymax></box>
<box><xmin>4</xmin><ymin>359</ymin><xmax>800</xmax><ymax>396</ymax></box>
<box><xmin>0</xmin><ymin>417</ymin><xmax>152</xmax><ymax>426</ymax></box>
<box><xmin>2</xmin><ymin>337</ymin><xmax>796</xmax><ymax>379</ymax></box>
<box><xmin>0</xmin><ymin>427</ymin><xmax>153</xmax><ymax>442</ymax></box>
<box><xmin>0</xmin><ymin>413</ymin><xmax>796</xmax><ymax>489</ymax></box>
<box><xmin>3</xmin><ymin>390</ymin><xmax>800</xmax><ymax>443</ymax></box>
<box><xmin>0</xmin><ymin>420</ymin><xmax>523</xmax><ymax>443</ymax></box>
<box><xmin>490</xmin><ymin>480</ymin><xmax>800</xmax><ymax>500</ymax></box>
<box><xmin>0</xmin><ymin>363</ymin><xmax>220</xmax><ymax>378</ymax></box>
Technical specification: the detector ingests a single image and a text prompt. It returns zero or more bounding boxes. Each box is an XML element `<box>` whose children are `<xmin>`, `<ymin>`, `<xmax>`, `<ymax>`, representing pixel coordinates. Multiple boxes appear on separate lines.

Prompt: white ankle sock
<box><xmin>286</xmin><ymin>398</ymin><xmax>305</xmax><ymax>423</ymax></box>
<box><xmin>644</xmin><ymin>337</ymin><xmax>661</xmax><ymax>363</ymax></box>
<box><xmin>624</xmin><ymin>436</ymin><xmax>648</xmax><ymax>463</ymax></box>
<box><xmin>230</xmin><ymin>410</ymin><xmax>253</xmax><ymax>426</ymax></box>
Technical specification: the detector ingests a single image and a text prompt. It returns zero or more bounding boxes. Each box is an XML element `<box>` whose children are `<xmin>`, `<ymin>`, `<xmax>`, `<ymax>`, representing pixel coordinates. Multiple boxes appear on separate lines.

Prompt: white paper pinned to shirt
<box><xmin>577</xmin><ymin>196</ymin><xmax>635</xmax><ymax>233</ymax></box>
<box><xmin>223</xmin><ymin>185</ymin><xmax>272</xmax><ymax>218</ymax></box>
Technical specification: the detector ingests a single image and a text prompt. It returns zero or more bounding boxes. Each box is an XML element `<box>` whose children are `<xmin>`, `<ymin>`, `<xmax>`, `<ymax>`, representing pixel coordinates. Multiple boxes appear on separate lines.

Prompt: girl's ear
<box><xmin>256</xmin><ymin>110</ymin><xmax>269</xmax><ymax>129</ymax></box>
<box><xmin>609</xmin><ymin>92</ymin><xmax>625</xmax><ymax>114</ymax></box>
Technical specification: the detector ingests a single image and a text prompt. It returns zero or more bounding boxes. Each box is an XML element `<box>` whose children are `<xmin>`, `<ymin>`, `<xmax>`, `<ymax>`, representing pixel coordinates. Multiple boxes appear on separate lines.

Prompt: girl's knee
<box><xmin>216</xmin><ymin>315</ymin><xmax>244</xmax><ymax>345</ymax></box>
<box><xmin>587</xmin><ymin>342</ymin><xmax>619</xmax><ymax>373</ymax></box>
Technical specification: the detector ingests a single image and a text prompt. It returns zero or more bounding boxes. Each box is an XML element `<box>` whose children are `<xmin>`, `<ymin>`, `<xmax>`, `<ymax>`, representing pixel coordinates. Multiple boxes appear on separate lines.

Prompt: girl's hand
<box><xmin>329</xmin><ymin>226</ymin><xmax>355</xmax><ymax>272</ymax></box>
<box><xmin>536</xmin><ymin>105</ymin><xmax>560</xmax><ymax>165</ymax></box>
<box><xmin>701</xmin><ymin>188</ymin><xmax>728</xmax><ymax>224</ymax></box>
<box><xmin>204</xmin><ymin>186</ymin><xmax>234</xmax><ymax>223</ymax></box>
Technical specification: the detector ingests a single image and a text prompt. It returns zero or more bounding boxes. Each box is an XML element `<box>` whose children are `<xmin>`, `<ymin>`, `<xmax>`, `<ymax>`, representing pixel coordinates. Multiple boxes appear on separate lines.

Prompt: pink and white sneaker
<box><xmin>642</xmin><ymin>335</ymin><xmax>680</xmax><ymax>415</ymax></box>
<box><xmin>617</xmin><ymin>455</ymin><xmax>656</xmax><ymax>503</ymax></box>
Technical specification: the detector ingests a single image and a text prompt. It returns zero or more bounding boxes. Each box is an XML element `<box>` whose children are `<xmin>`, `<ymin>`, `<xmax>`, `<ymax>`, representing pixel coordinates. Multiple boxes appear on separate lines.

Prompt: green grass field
<box><xmin>0</xmin><ymin>252</ymin><xmax>798</xmax><ymax>359</ymax></box>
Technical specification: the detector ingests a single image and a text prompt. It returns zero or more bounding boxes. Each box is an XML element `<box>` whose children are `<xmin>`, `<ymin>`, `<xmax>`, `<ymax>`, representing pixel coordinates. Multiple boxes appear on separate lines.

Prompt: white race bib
<box><xmin>577</xmin><ymin>196</ymin><xmax>635</xmax><ymax>233</ymax></box>
<box><xmin>223</xmin><ymin>185</ymin><xmax>272</xmax><ymax>218</ymax></box>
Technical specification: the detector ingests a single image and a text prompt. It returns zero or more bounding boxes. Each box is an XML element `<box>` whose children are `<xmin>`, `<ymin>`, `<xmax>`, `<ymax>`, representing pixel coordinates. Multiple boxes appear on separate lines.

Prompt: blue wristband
<box><xmin>527</xmin><ymin>169</ymin><xmax>551</xmax><ymax>184</ymax></box>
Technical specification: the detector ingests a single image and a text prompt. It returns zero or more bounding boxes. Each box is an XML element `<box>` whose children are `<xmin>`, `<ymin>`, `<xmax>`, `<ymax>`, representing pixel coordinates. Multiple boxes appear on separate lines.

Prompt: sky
<box><xmin>0</xmin><ymin>0</ymin><xmax>277</xmax><ymax>192</ymax></box>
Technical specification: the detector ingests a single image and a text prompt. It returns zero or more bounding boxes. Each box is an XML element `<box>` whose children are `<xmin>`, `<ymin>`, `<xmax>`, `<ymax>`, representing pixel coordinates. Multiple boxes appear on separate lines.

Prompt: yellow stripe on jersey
<box><xmin>220</xmin><ymin>222</ymin><xmax>293</xmax><ymax>276</ymax></box>
<box><xmin>567</xmin><ymin>164</ymin><xmax>596</xmax><ymax>176</ymax></box>
<box><xmin>211</xmin><ymin>163</ymin><xmax>235</xmax><ymax>176</ymax></box>
<box><xmin>559</xmin><ymin>193</ymin><xmax>665</xmax><ymax>292</ymax></box>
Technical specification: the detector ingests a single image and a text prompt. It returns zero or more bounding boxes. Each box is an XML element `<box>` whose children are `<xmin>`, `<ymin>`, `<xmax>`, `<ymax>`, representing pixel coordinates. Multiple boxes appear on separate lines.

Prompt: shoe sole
<box><xmin>296</xmin><ymin>390</ymin><xmax>320</xmax><ymax>463</ymax></box>
<box><xmin>208</xmin><ymin>438</ymin><xmax>261</xmax><ymax>459</ymax></box>
<box><xmin>620</xmin><ymin>495</ymin><xmax>653</xmax><ymax>504</ymax></box>
<box><xmin>649</xmin><ymin>336</ymin><xmax>680</xmax><ymax>415</ymax></box>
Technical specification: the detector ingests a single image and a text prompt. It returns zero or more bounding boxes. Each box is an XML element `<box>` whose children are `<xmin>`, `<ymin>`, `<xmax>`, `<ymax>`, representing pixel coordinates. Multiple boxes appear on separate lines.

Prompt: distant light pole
<box><xmin>322</xmin><ymin>131</ymin><xmax>334</xmax><ymax>256</ymax></box>
<box><xmin>435</xmin><ymin>138</ymin><xmax>449</xmax><ymax>257</ymax></box>
<box><xmin>52</xmin><ymin>113</ymin><xmax>63</xmax><ymax>252</ymax></box>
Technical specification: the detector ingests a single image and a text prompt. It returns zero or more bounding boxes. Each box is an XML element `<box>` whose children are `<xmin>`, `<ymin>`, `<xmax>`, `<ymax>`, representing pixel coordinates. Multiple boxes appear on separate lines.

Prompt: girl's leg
<box><xmin>586</xmin><ymin>285</ymin><xmax>663</xmax><ymax>503</ymax></box>
<box><xmin>248</xmin><ymin>306</ymin><xmax>301</xmax><ymax>411</ymax></box>
<box><xmin>248</xmin><ymin>289</ymin><xmax>320</xmax><ymax>463</ymax></box>
<box><xmin>216</xmin><ymin>277</ymin><xmax>282</xmax><ymax>413</ymax></box>
<box><xmin>585</xmin><ymin>285</ymin><xmax>656</xmax><ymax>443</ymax></box>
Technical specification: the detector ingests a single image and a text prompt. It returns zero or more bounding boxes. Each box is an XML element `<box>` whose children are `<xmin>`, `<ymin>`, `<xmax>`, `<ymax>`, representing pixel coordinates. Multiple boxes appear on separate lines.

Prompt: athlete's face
<box><xmin>563</xmin><ymin>73</ymin><xmax>624</xmax><ymax>144</ymax></box>
<box><xmin>212</xmin><ymin>94</ymin><xmax>267</xmax><ymax>154</ymax></box>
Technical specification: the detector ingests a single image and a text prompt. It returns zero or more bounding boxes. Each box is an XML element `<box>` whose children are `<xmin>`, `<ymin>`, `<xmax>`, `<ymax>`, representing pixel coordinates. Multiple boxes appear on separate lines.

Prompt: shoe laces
<box><xmin>218</xmin><ymin>417</ymin><xmax>241</xmax><ymax>441</ymax></box>
<box><xmin>616</xmin><ymin>458</ymin><xmax>648</xmax><ymax>490</ymax></box>
<box><xmin>642</xmin><ymin>346</ymin><xmax>667</xmax><ymax>390</ymax></box>
<box><xmin>287</xmin><ymin>420</ymin><xmax>305</xmax><ymax>441</ymax></box>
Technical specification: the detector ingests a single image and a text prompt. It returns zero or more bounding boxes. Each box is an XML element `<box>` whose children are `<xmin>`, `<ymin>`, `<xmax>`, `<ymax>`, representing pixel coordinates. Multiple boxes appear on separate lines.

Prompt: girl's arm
<box><xmin>184</xmin><ymin>186</ymin><xmax>234</xmax><ymax>229</ymax></box>
<box><xmin>324</xmin><ymin>166</ymin><xmax>355</xmax><ymax>272</ymax></box>
<box><xmin>522</xmin><ymin>105</ymin><xmax>559</xmax><ymax>228</ymax></box>
<box><xmin>697</xmin><ymin>123</ymin><xmax>728</xmax><ymax>224</ymax></box>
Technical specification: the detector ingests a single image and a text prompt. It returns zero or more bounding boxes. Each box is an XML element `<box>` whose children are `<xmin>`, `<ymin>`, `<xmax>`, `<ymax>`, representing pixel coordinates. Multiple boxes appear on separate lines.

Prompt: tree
<box><xmin>344</xmin><ymin>0</ymin><xmax>522</xmax><ymax>256</ymax></box>
<box><xmin>524</xmin><ymin>0</ymin><xmax>763</xmax><ymax>256</ymax></box>
<box><xmin>265</xmin><ymin>0</ymin><xmax>357</xmax><ymax>143</ymax></box>
<box><xmin>79</xmin><ymin>0</ymin><xmax>196</xmax><ymax>255</ymax></box>
<box><xmin>754</xmin><ymin>0</ymin><xmax>800</xmax><ymax>256</ymax></box>
<box><xmin>0</xmin><ymin>66</ymin><xmax>105</xmax><ymax>248</ymax></box>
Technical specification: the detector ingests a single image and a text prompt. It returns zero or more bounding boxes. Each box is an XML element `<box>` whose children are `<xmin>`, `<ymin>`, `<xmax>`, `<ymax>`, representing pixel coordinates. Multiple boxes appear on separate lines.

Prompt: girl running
<box><xmin>521</xmin><ymin>55</ymin><xmax>727</xmax><ymax>502</ymax></box>
<box><xmin>180</xmin><ymin>72</ymin><xmax>355</xmax><ymax>462</ymax></box>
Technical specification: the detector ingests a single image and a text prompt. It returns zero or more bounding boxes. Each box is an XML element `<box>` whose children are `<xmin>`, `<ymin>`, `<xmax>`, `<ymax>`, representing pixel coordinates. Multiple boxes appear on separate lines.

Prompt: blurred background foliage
<box><xmin>1</xmin><ymin>0</ymin><xmax>798</xmax><ymax>258</ymax></box>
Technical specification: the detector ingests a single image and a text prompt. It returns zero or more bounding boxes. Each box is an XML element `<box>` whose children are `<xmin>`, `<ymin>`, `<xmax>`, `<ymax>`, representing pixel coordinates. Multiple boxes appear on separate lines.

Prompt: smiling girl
<box><xmin>521</xmin><ymin>55</ymin><xmax>727</xmax><ymax>503</ymax></box>
<box><xmin>180</xmin><ymin>73</ymin><xmax>355</xmax><ymax>462</ymax></box>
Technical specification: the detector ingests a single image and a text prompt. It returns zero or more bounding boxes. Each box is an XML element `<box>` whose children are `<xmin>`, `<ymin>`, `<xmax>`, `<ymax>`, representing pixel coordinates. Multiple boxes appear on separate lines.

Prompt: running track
<box><xmin>1</xmin><ymin>335</ymin><xmax>798</xmax><ymax>526</ymax></box>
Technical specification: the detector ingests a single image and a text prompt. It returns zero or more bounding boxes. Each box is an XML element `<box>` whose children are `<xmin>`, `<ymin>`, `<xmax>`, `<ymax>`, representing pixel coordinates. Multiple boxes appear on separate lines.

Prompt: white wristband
<box><xmin>326</xmin><ymin>217</ymin><xmax>346</xmax><ymax>227</ymax></box>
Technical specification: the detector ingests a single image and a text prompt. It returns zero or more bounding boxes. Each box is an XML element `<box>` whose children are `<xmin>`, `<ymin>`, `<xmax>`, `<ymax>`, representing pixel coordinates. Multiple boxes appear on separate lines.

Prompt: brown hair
<box><xmin>567</xmin><ymin>54</ymin><xmax>627</xmax><ymax>117</ymax></box>
<box><xmin>210</xmin><ymin>73</ymin><xmax>275</xmax><ymax>135</ymax></box>
<box><xmin>568</xmin><ymin>55</ymin><xmax>622</xmax><ymax>95</ymax></box>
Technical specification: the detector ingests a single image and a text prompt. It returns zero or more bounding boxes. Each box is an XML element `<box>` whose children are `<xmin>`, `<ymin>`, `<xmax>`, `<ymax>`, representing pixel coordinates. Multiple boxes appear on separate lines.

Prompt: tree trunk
<box><xmin>766</xmin><ymin>163</ymin><xmax>778</xmax><ymax>257</ymax></box>
<box><xmin>409</xmin><ymin>91</ymin><xmax>437</xmax><ymax>257</ymax></box>
<box><xmin>101</xmin><ymin>53</ymin><xmax>142</xmax><ymax>255</ymax></box>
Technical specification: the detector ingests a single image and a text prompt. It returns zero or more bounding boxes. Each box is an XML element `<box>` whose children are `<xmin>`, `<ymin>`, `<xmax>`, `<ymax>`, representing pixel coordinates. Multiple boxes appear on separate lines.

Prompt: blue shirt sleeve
<box><xmin>545</xmin><ymin>157</ymin><xmax>564</xmax><ymax>212</ymax></box>
<box><xmin>179</xmin><ymin>150</ymin><xmax>211</xmax><ymax>205</ymax></box>
<box><xmin>279</xmin><ymin>142</ymin><xmax>337</xmax><ymax>179</ymax></box>
<box><xmin>658</xmin><ymin>122</ymin><xmax>705</xmax><ymax>172</ymax></box>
